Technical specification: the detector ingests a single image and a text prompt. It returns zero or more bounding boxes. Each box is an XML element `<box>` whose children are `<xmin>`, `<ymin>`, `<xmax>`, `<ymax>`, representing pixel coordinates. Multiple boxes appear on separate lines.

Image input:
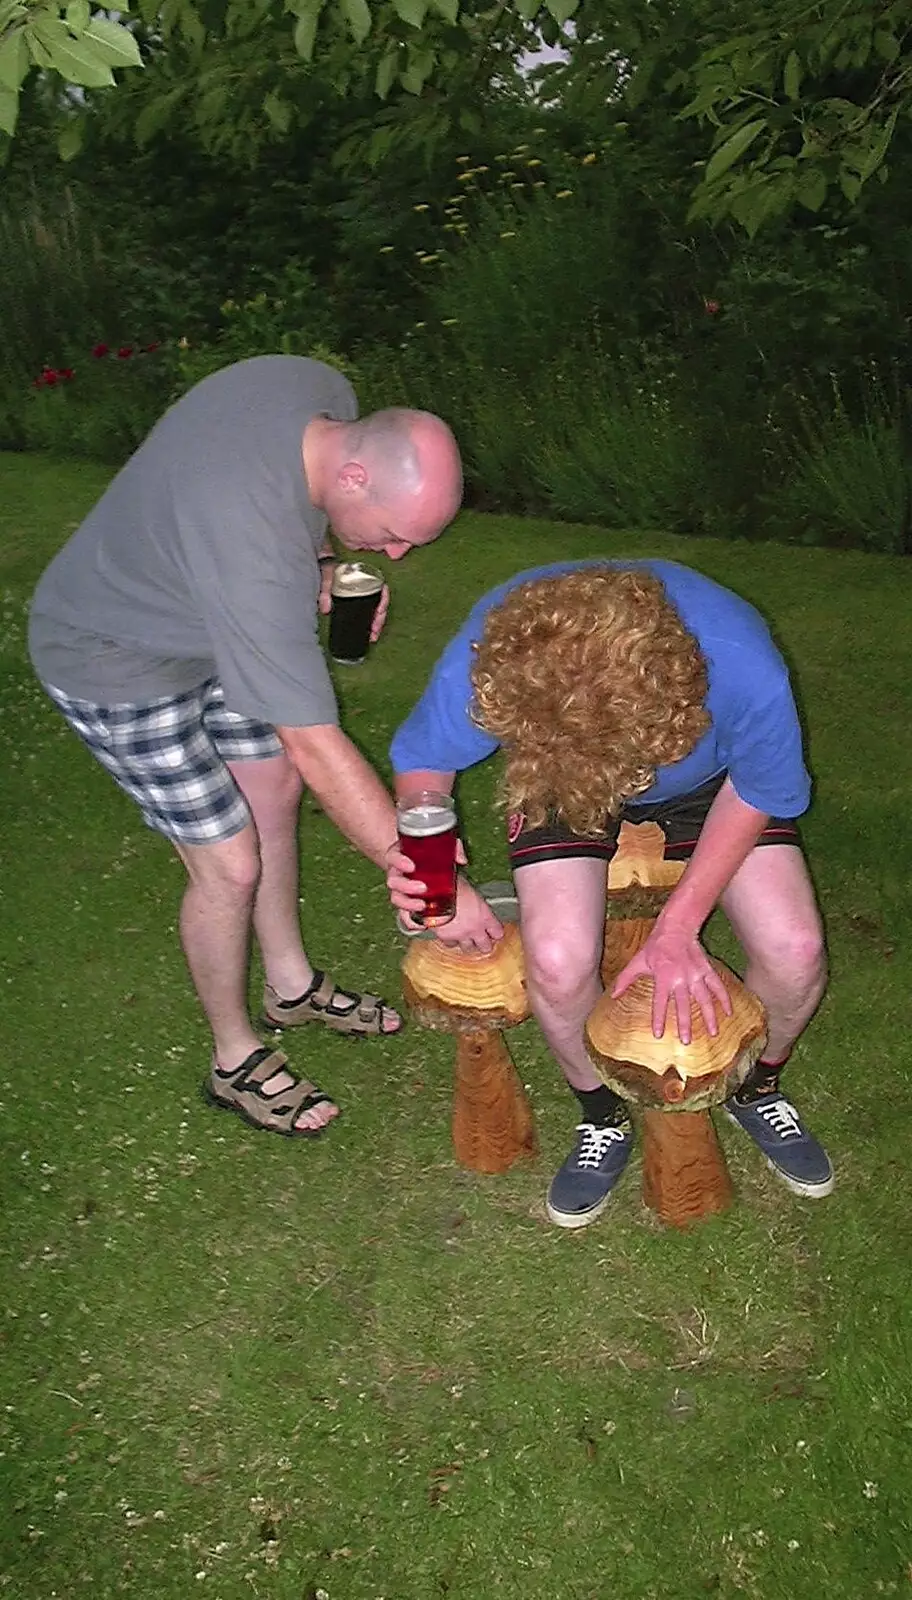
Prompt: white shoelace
<box><xmin>754</xmin><ymin>1098</ymin><xmax>803</xmax><ymax>1140</ymax></box>
<box><xmin>574</xmin><ymin>1122</ymin><xmax>628</xmax><ymax>1168</ymax></box>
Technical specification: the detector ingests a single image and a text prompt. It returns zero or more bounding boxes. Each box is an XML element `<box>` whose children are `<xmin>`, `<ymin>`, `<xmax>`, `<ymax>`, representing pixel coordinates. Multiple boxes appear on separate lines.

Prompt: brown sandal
<box><xmin>203</xmin><ymin>1047</ymin><xmax>338</xmax><ymax>1138</ymax></box>
<box><xmin>261</xmin><ymin>970</ymin><xmax>403</xmax><ymax>1038</ymax></box>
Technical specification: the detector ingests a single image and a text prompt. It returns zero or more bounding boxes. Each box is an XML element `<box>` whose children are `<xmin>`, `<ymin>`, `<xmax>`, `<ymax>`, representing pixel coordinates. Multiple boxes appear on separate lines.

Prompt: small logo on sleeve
<box><xmin>507</xmin><ymin>810</ymin><xmax>526</xmax><ymax>844</ymax></box>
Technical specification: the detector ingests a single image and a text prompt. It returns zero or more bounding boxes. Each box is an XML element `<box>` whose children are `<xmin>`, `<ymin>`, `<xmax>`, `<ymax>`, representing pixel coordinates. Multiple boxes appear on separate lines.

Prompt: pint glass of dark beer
<box><xmin>396</xmin><ymin>790</ymin><xmax>458</xmax><ymax>928</ymax></box>
<box><xmin>328</xmin><ymin>562</ymin><xmax>384</xmax><ymax>665</ymax></box>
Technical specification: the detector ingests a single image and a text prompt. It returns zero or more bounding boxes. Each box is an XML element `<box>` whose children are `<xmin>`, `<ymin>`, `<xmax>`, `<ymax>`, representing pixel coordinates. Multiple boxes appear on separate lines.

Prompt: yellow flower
<box><xmin>533</xmin><ymin>181</ymin><xmax>546</xmax><ymax>188</ymax></box>
<box><xmin>413</xmin><ymin>203</ymin><xmax>430</xmax><ymax>212</ymax></box>
<box><xmin>456</xmin><ymin>170</ymin><xmax>475</xmax><ymax>182</ymax></box>
<box><xmin>178</xmin><ymin>336</ymin><xmax>190</xmax><ymax>349</ymax></box>
<box><xmin>414</xmin><ymin>321</ymin><xmax>426</xmax><ymax>328</ymax></box>
<box><xmin>420</xmin><ymin>254</ymin><xmax>440</xmax><ymax>264</ymax></box>
<box><xmin>510</xmin><ymin>183</ymin><xmax>524</xmax><ymax>190</ymax></box>
<box><xmin>526</xmin><ymin>158</ymin><xmax>542</xmax><ymax>168</ymax></box>
<box><xmin>220</xmin><ymin>299</ymin><xmax>236</xmax><ymax>312</ymax></box>
<box><xmin>379</xmin><ymin>245</ymin><xmax>394</xmax><ymax>254</ymax></box>
<box><xmin>581</xmin><ymin>152</ymin><xmax>597</xmax><ymax>165</ymax></box>
<box><xmin>456</xmin><ymin>154</ymin><xmax>471</xmax><ymax>164</ymax></box>
<box><xmin>441</xmin><ymin>318</ymin><xmax>458</xmax><ymax>326</ymax></box>
<box><xmin>556</xmin><ymin>188</ymin><xmax>573</xmax><ymax>198</ymax></box>
<box><xmin>500</xmin><ymin>230</ymin><xmax>516</xmax><ymax>239</ymax></box>
<box><xmin>475</xmin><ymin>164</ymin><xmax>489</xmax><ymax>173</ymax></box>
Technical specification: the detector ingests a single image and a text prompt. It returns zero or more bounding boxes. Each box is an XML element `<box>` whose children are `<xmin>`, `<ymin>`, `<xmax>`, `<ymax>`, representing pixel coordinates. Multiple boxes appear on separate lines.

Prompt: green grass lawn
<box><xmin>1</xmin><ymin>451</ymin><xmax>910</xmax><ymax>1600</ymax></box>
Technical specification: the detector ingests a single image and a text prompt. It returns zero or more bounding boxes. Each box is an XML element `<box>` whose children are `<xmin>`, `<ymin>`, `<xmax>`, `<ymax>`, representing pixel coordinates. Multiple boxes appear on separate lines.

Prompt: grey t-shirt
<box><xmin>28</xmin><ymin>355</ymin><xmax>358</xmax><ymax>727</ymax></box>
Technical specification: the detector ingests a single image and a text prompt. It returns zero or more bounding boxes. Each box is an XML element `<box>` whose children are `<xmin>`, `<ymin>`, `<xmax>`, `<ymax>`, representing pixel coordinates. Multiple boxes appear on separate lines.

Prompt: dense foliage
<box><xmin>2</xmin><ymin>0</ymin><xmax>911</xmax><ymax>551</ymax></box>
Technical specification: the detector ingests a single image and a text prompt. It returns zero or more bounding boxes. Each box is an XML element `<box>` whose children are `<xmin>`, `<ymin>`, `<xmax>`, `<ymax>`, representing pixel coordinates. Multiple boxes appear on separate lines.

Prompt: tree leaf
<box><xmin>514</xmin><ymin>0</ymin><xmax>538</xmax><ymax>20</ymax></box>
<box><xmin>338</xmin><ymin>0</ymin><xmax>371</xmax><ymax>45</ymax></box>
<box><xmin>0</xmin><ymin>0</ymin><xmax>27</xmax><ymax>31</ymax></box>
<box><xmin>0</xmin><ymin>28</ymin><xmax>28</xmax><ymax>91</ymax></box>
<box><xmin>427</xmin><ymin>0</ymin><xmax>457</xmax><ymax>20</ymax></box>
<box><xmin>400</xmin><ymin>42</ymin><xmax>434</xmax><ymax>93</ymax></box>
<box><xmin>0</xmin><ymin>81</ymin><xmax>18</xmax><ymax>136</ymax></box>
<box><xmin>704</xmin><ymin>117</ymin><xmax>766</xmax><ymax>185</ymax></box>
<box><xmin>292</xmin><ymin>0</ymin><xmax>324</xmax><ymax>60</ymax></box>
<box><xmin>544</xmin><ymin>0</ymin><xmax>578</xmax><ymax>24</ymax></box>
<box><xmin>783</xmin><ymin>48</ymin><xmax>802</xmax><ymax>101</ymax></box>
<box><xmin>374</xmin><ymin>44</ymin><xmax>398</xmax><ymax>99</ymax></box>
<box><xmin>82</xmin><ymin>17</ymin><xmax>144</xmax><ymax>68</ymax></box>
<box><xmin>30</xmin><ymin>16</ymin><xmax>116</xmax><ymax>85</ymax></box>
<box><xmin>263</xmin><ymin>87</ymin><xmax>291</xmax><ymax>131</ymax></box>
<box><xmin>134</xmin><ymin>83</ymin><xmax>184</xmax><ymax>142</ymax></box>
<box><xmin>65</xmin><ymin>0</ymin><xmax>90</xmax><ymax>33</ymax></box>
<box><xmin>874</xmin><ymin>29</ymin><xmax>899</xmax><ymax>62</ymax></box>
<box><xmin>796</xmin><ymin>164</ymin><xmax>826</xmax><ymax>211</ymax></box>
<box><xmin>392</xmin><ymin>0</ymin><xmax>427</xmax><ymax>25</ymax></box>
<box><xmin>58</xmin><ymin>115</ymin><xmax>84</xmax><ymax>158</ymax></box>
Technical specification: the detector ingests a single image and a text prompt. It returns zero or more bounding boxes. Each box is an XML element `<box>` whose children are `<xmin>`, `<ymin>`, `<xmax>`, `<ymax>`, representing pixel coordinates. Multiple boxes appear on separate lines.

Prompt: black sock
<box><xmin>573</xmin><ymin>1084</ymin><xmax>628</xmax><ymax>1128</ymax></box>
<box><xmin>735</xmin><ymin>1057</ymin><xmax>787</xmax><ymax>1105</ymax></box>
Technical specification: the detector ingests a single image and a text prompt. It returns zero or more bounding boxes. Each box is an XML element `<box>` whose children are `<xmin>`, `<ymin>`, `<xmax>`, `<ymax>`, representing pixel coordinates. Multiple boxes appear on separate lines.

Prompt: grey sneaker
<box><xmin>546</xmin><ymin>1120</ymin><xmax>634</xmax><ymax>1229</ymax></box>
<box><xmin>725</xmin><ymin>1093</ymin><xmax>834</xmax><ymax>1197</ymax></box>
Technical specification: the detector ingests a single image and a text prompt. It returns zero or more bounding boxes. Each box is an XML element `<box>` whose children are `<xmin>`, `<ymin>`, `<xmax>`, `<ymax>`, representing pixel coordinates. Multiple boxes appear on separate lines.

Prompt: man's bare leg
<box><xmin>175</xmin><ymin>824</ymin><xmax>337</xmax><ymax>1132</ymax></box>
<box><xmin>720</xmin><ymin>842</ymin><xmax>832</xmax><ymax>1195</ymax></box>
<box><xmin>229</xmin><ymin>752</ymin><xmax>401</xmax><ymax>1031</ymax></box>
<box><xmin>513</xmin><ymin>855</ymin><xmax>609</xmax><ymax>1089</ymax></box>
<box><xmin>515</xmin><ymin>854</ymin><xmax>633</xmax><ymax>1227</ymax></box>
<box><xmin>720</xmin><ymin>844</ymin><xmax>827</xmax><ymax>1059</ymax></box>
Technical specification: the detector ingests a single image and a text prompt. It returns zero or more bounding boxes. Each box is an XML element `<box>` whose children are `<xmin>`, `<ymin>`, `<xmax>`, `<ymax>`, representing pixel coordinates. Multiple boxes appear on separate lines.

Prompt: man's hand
<box><xmin>386</xmin><ymin>841</ymin><xmax>428</xmax><ymax>918</ymax></box>
<box><xmin>611</xmin><ymin>924</ymin><xmax>733</xmax><ymax>1043</ymax></box>
<box><xmin>387</xmin><ymin>849</ymin><xmax>503</xmax><ymax>956</ymax></box>
<box><xmin>370</xmin><ymin>582</ymin><xmax>391</xmax><ymax>642</ymax></box>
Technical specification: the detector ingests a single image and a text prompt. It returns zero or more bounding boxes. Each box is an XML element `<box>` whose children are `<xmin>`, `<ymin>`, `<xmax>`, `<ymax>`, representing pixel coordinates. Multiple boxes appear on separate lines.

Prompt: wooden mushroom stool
<box><xmin>400</xmin><ymin>888</ymin><xmax>537</xmax><ymax>1174</ymax></box>
<box><xmin>586</xmin><ymin>821</ymin><xmax>768</xmax><ymax>1227</ymax></box>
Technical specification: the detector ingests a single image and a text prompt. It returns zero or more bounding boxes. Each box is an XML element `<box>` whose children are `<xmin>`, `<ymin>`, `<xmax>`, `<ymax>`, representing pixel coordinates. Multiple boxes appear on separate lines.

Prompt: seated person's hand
<box><xmin>432</xmin><ymin>876</ymin><xmax>504</xmax><ymax>955</ymax></box>
<box><xmin>611</xmin><ymin>924</ymin><xmax>733</xmax><ymax>1043</ymax></box>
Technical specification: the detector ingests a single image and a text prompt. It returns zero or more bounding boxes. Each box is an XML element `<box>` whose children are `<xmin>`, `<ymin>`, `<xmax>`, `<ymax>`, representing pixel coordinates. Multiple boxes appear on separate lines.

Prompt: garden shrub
<box><xmin>775</xmin><ymin>379</ymin><xmax>912</xmax><ymax>555</ymax></box>
<box><xmin>23</xmin><ymin>344</ymin><xmax>178</xmax><ymax>464</ymax></box>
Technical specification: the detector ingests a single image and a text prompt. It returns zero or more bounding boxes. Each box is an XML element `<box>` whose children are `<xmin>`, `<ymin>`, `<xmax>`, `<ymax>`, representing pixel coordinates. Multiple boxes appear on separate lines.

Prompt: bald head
<box><xmin>309</xmin><ymin>406</ymin><xmax>463</xmax><ymax>556</ymax></box>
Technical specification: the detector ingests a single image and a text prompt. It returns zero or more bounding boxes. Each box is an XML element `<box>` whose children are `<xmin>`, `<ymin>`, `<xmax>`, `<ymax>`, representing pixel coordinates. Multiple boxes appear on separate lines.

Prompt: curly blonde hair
<box><xmin>470</xmin><ymin>568</ymin><xmax>710</xmax><ymax>834</ymax></box>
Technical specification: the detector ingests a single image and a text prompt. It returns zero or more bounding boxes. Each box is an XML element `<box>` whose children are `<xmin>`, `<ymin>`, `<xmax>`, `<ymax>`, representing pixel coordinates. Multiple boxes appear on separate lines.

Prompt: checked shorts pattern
<box><xmin>42</xmin><ymin>677</ymin><xmax>283</xmax><ymax>845</ymax></box>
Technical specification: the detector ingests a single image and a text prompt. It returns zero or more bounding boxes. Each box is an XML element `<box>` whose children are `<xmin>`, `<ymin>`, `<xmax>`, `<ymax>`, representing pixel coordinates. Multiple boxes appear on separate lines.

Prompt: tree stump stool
<box><xmin>400</xmin><ymin>886</ymin><xmax>538</xmax><ymax>1175</ymax></box>
<box><xmin>586</xmin><ymin>821</ymin><xmax>768</xmax><ymax>1227</ymax></box>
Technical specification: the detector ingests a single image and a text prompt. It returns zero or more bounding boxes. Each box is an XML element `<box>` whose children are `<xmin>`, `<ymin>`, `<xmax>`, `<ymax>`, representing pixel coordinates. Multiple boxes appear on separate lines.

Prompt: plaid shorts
<box><xmin>507</xmin><ymin>772</ymin><xmax>801</xmax><ymax>869</ymax></box>
<box><xmin>42</xmin><ymin>677</ymin><xmax>284</xmax><ymax>846</ymax></box>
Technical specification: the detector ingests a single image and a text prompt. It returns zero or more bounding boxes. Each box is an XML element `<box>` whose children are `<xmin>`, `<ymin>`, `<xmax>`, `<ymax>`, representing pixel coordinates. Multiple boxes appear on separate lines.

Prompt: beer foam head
<box><xmin>398</xmin><ymin>803</ymin><xmax>454</xmax><ymax>837</ymax></box>
<box><xmin>330</xmin><ymin>561</ymin><xmax>384</xmax><ymax>598</ymax></box>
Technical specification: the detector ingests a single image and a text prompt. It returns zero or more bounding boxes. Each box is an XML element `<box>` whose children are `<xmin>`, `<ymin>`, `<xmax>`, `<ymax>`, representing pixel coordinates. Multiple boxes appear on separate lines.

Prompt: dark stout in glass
<box><xmin>328</xmin><ymin>562</ymin><xmax>384</xmax><ymax>664</ymax></box>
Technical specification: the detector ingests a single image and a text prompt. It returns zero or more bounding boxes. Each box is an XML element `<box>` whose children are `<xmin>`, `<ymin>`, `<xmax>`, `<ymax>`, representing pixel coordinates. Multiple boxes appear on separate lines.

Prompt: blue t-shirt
<box><xmin>390</xmin><ymin>560</ymin><xmax>810</xmax><ymax>818</ymax></box>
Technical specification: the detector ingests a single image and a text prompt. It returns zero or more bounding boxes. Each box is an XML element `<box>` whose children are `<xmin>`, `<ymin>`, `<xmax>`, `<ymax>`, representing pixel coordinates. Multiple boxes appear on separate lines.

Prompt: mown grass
<box><xmin>1</xmin><ymin>452</ymin><xmax>910</xmax><ymax>1599</ymax></box>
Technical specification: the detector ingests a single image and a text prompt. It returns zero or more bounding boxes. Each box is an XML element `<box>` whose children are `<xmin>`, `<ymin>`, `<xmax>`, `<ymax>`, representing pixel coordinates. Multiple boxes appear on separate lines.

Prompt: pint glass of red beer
<box><xmin>396</xmin><ymin>790</ymin><xmax>458</xmax><ymax>928</ymax></box>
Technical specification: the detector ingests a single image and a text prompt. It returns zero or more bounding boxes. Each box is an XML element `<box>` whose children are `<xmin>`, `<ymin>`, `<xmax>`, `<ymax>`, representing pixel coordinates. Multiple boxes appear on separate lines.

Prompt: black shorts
<box><xmin>507</xmin><ymin>773</ymin><xmax>801</xmax><ymax>869</ymax></box>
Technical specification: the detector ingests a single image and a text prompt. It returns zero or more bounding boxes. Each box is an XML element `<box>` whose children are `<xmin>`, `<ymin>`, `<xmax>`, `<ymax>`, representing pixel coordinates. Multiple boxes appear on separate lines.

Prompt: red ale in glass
<box><xmin>396</xmin><ymin>791</ymin><xmax>458</xmax><ymax>927</ymax></box>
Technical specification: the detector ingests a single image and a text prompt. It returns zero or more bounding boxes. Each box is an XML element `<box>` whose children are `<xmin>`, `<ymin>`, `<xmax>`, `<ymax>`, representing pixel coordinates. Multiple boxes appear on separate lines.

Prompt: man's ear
<box><xmin>337</xmin><ymin>460</ymin><xmax>369</xmax><ymax>495</ymax></box>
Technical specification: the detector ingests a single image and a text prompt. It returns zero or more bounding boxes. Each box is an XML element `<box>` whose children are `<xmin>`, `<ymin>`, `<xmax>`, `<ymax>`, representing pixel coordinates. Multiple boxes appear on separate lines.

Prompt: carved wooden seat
<box><xmin>401</xmin><ymin>888</ymin><xmax>537</xmax><ymax>1174</ymax></box>
<box><xmin>588</xmin><ymin>820</ymin><xmax>768</xmax><ymax>1227</ymax></box>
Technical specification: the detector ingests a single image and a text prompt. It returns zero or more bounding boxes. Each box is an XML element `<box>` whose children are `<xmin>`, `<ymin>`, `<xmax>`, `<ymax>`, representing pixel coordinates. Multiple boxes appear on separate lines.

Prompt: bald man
<box><xmin>29</xmin><ymin>355</ymin><xmax>463</xmax><ymax>1138</ymax></box>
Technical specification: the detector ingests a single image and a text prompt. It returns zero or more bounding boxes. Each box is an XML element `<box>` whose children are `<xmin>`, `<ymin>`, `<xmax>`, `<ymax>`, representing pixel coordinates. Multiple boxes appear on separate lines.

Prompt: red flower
<box><xmin>116</xmin><ymin>345</ymin><xmax>134</xmax><ymax>360</ymax></box>
<box><xmin>59</xmin><ymin>367</ymin><xmax>75</xmax><ymax>381</ymax></box>
<box><xmin>704</xmin><ymin>299</ymin><xmax>721</xmax><ymax>315</ymax></box>
<box><xmin>92</xmin><ymin>342</ymin><xmax>109</xmax><ymax>358</ymax></box>
<box><xmin>141</xmin><ymin>341</ymin><xmax>162</xmax><ymax>354</ymax></box>
<box><xmin>42</xmin><ymin>369</ymin><xmax>60</xmax><ymax>386</ymax></box>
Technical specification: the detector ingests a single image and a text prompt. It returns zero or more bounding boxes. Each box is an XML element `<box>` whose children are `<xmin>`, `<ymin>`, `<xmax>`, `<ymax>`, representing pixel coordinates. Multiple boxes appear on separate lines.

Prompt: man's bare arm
<box><xmin>276</xmin><ymin>723</ymin><xmax>398</xmax><ymax>868</ymax></box>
